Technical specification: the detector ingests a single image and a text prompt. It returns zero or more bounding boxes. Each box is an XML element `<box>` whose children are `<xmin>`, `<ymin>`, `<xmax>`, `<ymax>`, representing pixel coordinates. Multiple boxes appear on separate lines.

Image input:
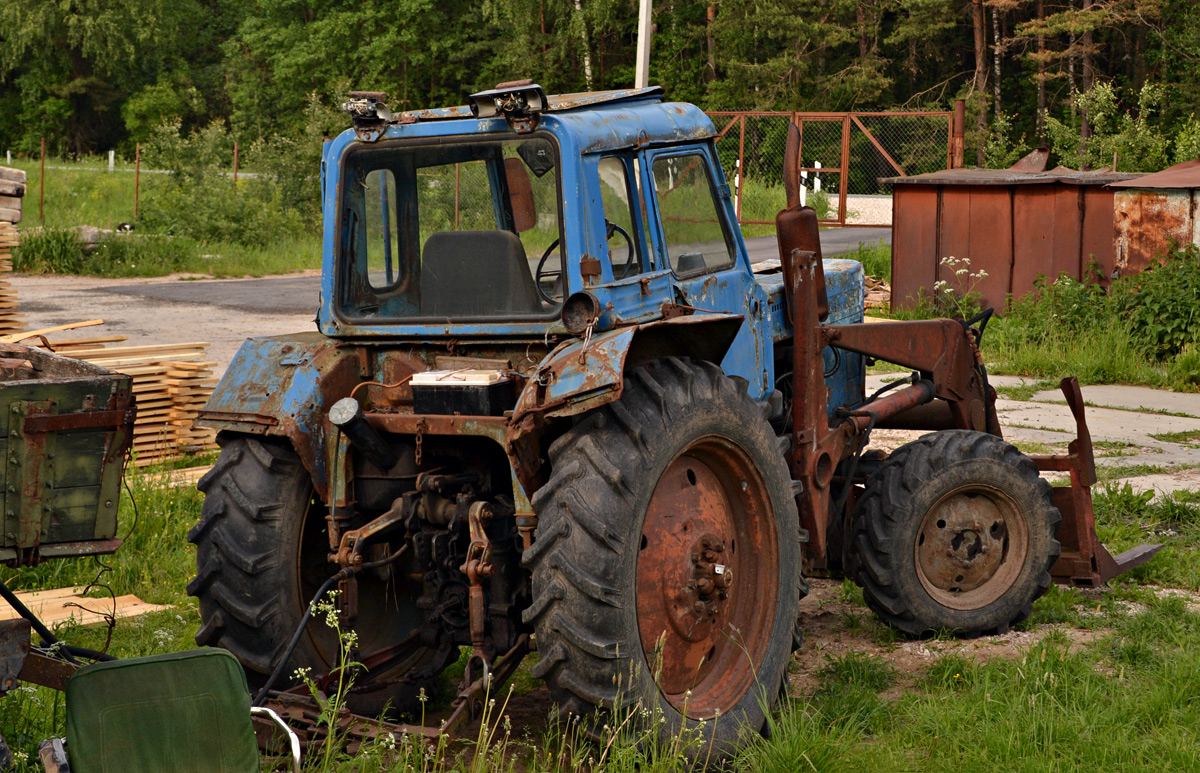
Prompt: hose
<box><xmin>0</xmin><ymin>577</ymin><xmax>81</xmax><ymax>666</ymax></box>
<box><xmin>251</xmin><ymin>544</ymin><xmax>410</xmax><ymax>706</ymax></box>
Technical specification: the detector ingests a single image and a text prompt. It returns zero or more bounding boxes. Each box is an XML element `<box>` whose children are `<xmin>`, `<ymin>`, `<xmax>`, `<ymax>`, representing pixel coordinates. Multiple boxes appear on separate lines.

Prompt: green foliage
<box><xmin>987</xmin><ymin>246</ymin><xmax>1200</xmax><ymax>390</ymax></box>
<box><xmin>983</xmin><ymin>111</ymin><xmax>1033</xmax><ymax>169</ymax></box>
<box><xmin>12</xmin><ymin>228</ymin><xmax>85</xmax><ymax>273</ymax></box>
<box><xmin>1111</xmin><ymin>244</ymin><xmax>1200</xmax><ymax>359</ymax></box>
<box><xmin>1045</xmin><ymin>82</ymin><xmax>1176</xmax><ymax>172</ymax></box>
<box><xmin>138</xmin><ymin>120</ymin><xmax>308</xmax><ymax>247</ymax></box>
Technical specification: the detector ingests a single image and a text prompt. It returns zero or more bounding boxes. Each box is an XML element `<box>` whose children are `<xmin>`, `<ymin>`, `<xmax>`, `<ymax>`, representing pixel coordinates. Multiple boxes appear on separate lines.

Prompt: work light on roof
<box><xmin>468</xmin><ymin>80</ymin><xmax>548</xmax><ymax>132</ymax></box>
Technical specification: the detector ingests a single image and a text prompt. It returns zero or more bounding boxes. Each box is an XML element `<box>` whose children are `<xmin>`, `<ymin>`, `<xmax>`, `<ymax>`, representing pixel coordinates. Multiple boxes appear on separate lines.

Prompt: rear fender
<box><xmin>511</xmin><ymin>313</ymin><xmax>743</xmax><ymax>423</ymax></box>
<box><xmin>507</xmin><ymin>313</ymin><xmax>742</xmax><ymax>494</ymax></box>
<box><xmin>197</xmin><ymin>333</ymin><xmax>364</xmax><ymax>497</ymax></box>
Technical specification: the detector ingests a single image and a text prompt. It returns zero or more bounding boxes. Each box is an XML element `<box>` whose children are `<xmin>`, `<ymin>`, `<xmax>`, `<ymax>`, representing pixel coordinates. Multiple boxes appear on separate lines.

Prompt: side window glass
<box><xmin>596</xmin><ymin>156</ymin><xmax>643</xmax><ymax>278</ymax></box>
<box><xmin>651</xmin><ymin>154</ymin><xmax>734</xmax><ymax>276</ymax></box>
<box><xmin>363</xmin><ymin>169</ymin><xmax>399</xmax><ymax>288</ymax></box>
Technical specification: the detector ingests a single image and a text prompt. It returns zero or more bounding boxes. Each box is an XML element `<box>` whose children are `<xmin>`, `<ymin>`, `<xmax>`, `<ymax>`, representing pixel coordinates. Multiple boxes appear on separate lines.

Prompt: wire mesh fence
<box><xmin>709</xmin><ymin>111</ymin><xmax>952</xmax><ymax>227</ymax></box>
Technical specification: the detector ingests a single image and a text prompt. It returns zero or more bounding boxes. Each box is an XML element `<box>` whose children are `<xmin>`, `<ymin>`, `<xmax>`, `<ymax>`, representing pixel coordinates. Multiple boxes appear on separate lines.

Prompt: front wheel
<box><xmin>851</xmin><ymin>430</ymin><xmax>1061</xmax><ymax>637</ymax></box>
<box><xmin>523</xmin><ymin>358</ymin><xmax>805</xmax><ymax>756</ymax></box>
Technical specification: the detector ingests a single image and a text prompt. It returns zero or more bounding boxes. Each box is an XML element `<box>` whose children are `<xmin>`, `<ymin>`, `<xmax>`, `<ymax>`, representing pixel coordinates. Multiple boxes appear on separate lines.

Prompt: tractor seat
<box><xmin>421</xmin><ymin>230</ymin><xmax>542</xmax><ymax>317</ymax></box>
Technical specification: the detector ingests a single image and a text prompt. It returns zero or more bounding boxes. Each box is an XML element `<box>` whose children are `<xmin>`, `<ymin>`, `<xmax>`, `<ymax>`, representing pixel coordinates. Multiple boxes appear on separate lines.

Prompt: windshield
<box><xmin>336</xmin><ymin>134</ymin><xmax>564</xmax><ymax>322</ymax></box>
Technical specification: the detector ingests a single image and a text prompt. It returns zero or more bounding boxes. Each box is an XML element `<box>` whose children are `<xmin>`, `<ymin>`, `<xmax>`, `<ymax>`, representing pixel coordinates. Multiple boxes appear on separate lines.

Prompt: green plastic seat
<box><xmin>43</xmin><ymin>648</ymin><xmax>298</xmax><ymax>773</ymax></box>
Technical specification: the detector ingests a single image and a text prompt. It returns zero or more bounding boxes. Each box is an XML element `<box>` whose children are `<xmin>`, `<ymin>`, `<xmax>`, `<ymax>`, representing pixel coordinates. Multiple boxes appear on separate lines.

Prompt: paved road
<box><xmin>91</xmin><ymin>228</ymin><xmax>892</xmax><ymax>315</ymax></box>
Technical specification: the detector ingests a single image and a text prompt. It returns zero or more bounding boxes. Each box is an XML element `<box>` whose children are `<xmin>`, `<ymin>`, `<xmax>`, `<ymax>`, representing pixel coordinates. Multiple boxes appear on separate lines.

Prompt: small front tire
<box><xmin>851</xmin><ymin>430</ymin><xmax>1061</xmax><ymax>637</ymax></box>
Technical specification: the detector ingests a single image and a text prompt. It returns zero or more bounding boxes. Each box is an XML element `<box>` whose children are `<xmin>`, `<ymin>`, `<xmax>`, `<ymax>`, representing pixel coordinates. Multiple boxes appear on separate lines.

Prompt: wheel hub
<box><xmin>636</xmin><ymin>438</ymin><xmax>777</xmax><ymax>718</ymax></box>
<box><xmin>915</xmin><ymin>487</ymin><xmax>1029</xmax><ymax>610</ymax></box>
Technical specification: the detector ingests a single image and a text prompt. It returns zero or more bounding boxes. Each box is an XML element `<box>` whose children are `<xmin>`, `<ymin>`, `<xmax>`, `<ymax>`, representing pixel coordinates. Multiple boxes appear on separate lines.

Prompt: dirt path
<box><xmin>14</xmin><ymin>272</ymin><xmax>318</xmax><ymax>377</ymax></box>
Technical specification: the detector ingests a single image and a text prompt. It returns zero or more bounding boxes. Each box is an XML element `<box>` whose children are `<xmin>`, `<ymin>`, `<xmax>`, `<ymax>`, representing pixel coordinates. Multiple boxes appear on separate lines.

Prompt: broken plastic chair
<box><xmin>38</xmin><ymin>648</ymin><xmax>299</xmax><ymax>773</ymax></box>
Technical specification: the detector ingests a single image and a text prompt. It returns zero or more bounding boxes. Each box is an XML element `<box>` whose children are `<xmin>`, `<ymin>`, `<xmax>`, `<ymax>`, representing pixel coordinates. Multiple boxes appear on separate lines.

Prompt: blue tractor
<box><xmin>189</xmin><ymin>83</ymin><xmax>1153</xmax><ymax>754</ymax></box>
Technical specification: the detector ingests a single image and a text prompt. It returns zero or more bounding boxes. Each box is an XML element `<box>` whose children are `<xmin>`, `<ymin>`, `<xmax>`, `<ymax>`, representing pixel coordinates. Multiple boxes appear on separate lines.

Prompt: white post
<box><xmin>108</xmin><ymin>150</ymin><xmax>115</xmax><ymax>172</ymax></box>
<box><xmin>5</xmin><ymin>150</ymin><xmax>9</xmax><ymax>165</ymax></box>
<box><xmin>733</xmin><ymin>159</ymin><xmax>740</xmax><ymax>214</ymax></box>
<box><xmin>635</xmin><ymin>0</ymin><xmax>653</xmax><ymax>89</ymax></box>
<box><xmin>813</xmin><ymin>161</ymin><xmax>822</xmax><ymax>193</ymax></box>
<box><xmin>800</xmin><ymin>168</ymin><xmax>807</xmax><ymax>207</ymax></box>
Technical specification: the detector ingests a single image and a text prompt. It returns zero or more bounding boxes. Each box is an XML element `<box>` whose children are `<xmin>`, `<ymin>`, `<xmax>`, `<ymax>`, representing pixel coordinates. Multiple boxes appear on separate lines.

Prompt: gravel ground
<box><xmin>830</xmin><ymin>194</ymin><xmax>893</xmax><ymax>226</ymax></box>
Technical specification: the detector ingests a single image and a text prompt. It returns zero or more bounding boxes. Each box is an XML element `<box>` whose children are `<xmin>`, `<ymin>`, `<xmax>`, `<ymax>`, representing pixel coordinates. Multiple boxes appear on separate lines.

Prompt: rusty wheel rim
<box><xmin>636</xmin><ymin>437</ymin><xmax>778</xmax><ymax>719</ymax></box>
<box><xmin>914</xmin><ymin>484</ymin><xmax>1029</xmax><ymax>611</ymax></box>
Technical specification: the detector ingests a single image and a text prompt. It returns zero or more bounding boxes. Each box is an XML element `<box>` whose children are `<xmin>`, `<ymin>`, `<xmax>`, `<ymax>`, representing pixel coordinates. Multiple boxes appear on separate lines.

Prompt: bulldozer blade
<box><xmin>1097</xmin><ymin>542</ymin><xmax>1164</xmax><ymax>584</ymax></box>
<box><xmin>1031</xmin><ymin>377</ymin><xmax>1164</xmax><ymax>586</ymax></box>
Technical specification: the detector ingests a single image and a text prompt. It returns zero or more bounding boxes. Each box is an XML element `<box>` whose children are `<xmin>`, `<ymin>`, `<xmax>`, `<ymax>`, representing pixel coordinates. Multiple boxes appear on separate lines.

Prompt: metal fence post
<box><xmin>838</xmin><ymin>116</ymin><xmax>850</xmax><ymax>225</ymax></box>
<box><xmin>134</xmin><ymin>143</ymin><xmax>141</xmax><ymax>219</ymax></box>
<box><xmin>39</xmin><ymin>137</ymin><xmax>45</xmax><ymax>222</ymax></box>
<box><xmin>736</xmin><ymin>116</ymin><xmax>746</xmax><ymax>222</ymax></box>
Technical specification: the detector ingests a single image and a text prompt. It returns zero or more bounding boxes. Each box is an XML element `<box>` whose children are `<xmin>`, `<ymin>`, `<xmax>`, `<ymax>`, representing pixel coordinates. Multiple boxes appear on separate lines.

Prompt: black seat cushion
<box><xmin>421</xmin><ymin>230</ymin><xmax>541</xmax><ymax>316</ymax></box>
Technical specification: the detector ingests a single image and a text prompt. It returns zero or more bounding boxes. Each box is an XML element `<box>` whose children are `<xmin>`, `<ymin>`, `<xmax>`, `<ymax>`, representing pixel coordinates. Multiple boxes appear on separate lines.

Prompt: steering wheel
<box><xmin>535</xmin><ymin>220</ymin><xmax>637</xmax><ymax>304</ymax></box>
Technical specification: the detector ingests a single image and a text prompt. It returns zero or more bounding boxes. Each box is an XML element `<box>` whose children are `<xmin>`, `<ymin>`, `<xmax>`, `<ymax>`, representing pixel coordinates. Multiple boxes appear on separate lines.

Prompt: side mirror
<box><xmin>504</xmin><ymin>157</ymin><xmax>536</xmax><ymax>233</ymax></box>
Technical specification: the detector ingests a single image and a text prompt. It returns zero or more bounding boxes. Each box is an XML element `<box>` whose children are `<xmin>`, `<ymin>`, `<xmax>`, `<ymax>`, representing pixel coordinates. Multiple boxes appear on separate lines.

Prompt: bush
<box><xmin>138</xmin><ymin>120</ymin><xmax>309</xmax><ymax>248</ymax></box>
<box><xmin>1110</xmin><ymin>243</ymin><xmax>1200</xmax><ymax>358</ymax></box>
<box><xmin>13</xmin><ymin>227</ymin><xmax>199</xmax><ymax>277</ymax></box>
<box><xmin>12</xmin><ymin>227</ymin><xmax>84</xmax><ymax>273</ymax></box>
<box><xmin>987</xmin><ymin>245</ymin><xmax>1200</xmax><ymax>390</ymax></box>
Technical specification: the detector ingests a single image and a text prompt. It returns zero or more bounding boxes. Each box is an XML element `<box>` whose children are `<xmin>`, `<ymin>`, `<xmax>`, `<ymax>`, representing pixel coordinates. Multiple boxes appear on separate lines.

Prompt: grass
<box><xmin>3</xmin><ymin>459</ymin><xmax>1200</xmax><ymax>771</ymax></box>
<box><xmin>9</xmin><ymin>157</ymin><xmax>322</xmax><ymax>278</ymax></box>
<box><xmin>1152</xmin><ymin>430</ymin><xmax>1200</xmax><ymax>446</ymax></box>
<box><xmin>740</xmin><ymin>598</ymin><xmax>1200</xmax><ymax>771</ymax></box>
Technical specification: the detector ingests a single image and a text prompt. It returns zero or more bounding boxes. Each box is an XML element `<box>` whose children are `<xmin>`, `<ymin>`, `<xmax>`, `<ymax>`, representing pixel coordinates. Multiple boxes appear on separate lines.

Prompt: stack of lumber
<box><xmin>31</xmin><ymin>332</ymin><xmax>220</xmax><ymax>466</ymax></box>
<box><xmin>1</xmin><ymin>586</ymin><xmax>172</xmax><ymax>628</ymax></box>
<box><xmin>0</xmin><ymin>166</ymin><xmax>25</xmax><ymax>336</ymax></box>
<box><xmin>865</xmin><ymin>275</ymin><xmax>891</xmax><ymax>311</ymax></box>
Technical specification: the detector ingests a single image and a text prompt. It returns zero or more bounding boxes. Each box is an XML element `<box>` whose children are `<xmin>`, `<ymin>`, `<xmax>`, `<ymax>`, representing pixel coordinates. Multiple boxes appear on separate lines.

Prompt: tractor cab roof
<box><xmin>401</xmin><ymin>86</ymin><xmax>669</xmax><ymax>121</ymax></box>
<box><xmin>346</xmin><ymin>85</ymin><xmax>716</xmax><ymax>154</ymax></box>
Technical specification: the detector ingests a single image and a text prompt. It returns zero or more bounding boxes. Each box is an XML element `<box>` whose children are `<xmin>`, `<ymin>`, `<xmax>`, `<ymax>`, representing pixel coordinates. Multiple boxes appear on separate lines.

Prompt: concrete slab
<box><xmin>863</xmin><ymin>374</ymin><xmax>1200</xmax><ymax>493</ymax></box>
<box><xmin>1120</xmin><ymin>468</ymin><xmax>1200</xmax><ymax>499</ymax></box>
<box><xmin>1031</xmin><ymin>384</ymin><xmax>1200</xmax><ymax>419</ymax></box>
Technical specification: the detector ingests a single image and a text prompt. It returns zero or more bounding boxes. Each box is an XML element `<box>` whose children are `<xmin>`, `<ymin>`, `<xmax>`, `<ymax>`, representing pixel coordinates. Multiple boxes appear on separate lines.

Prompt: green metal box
<box><xmin>0</xmin><ymin>344</ymin><xmax>135</xmax><ymax>566</ymax></box>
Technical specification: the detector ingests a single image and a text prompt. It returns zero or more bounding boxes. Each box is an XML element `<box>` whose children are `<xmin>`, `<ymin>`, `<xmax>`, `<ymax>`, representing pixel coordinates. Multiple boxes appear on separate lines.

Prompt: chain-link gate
<box><xmin>708</xmin><ymin>111</ymin><xmax>953</xmax><ymax>227</ymax></box>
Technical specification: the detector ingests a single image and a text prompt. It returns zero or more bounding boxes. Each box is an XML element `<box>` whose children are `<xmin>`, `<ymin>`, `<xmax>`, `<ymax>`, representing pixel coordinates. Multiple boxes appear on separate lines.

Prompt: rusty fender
<box><xmin>506</xmin><ymin>313</ymin><xmax>743</xmax><ymax>494</ymax></box>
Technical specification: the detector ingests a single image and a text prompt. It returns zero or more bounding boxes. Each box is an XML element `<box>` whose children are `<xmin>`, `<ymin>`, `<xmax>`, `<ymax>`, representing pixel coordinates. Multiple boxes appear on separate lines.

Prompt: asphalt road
<box><xmin>92</xmin><ymin>227</ymin><xmax>891</xmax><ymax>315</ymax></box>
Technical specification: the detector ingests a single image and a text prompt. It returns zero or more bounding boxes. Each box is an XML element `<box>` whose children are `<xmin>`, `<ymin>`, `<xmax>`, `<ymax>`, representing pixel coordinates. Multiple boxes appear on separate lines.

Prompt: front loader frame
<box><xmin>775</xmin><ymin>199</ymin><xmax>1161</xmax><ymax>586</ymax></box>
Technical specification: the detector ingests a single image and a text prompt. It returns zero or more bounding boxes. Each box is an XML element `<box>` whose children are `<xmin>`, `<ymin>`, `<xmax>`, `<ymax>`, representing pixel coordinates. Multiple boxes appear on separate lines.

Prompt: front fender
<box><xmin>197</xmin><ymin>332</ymin><xmax>363</xmax><ymax>497</ymax></box>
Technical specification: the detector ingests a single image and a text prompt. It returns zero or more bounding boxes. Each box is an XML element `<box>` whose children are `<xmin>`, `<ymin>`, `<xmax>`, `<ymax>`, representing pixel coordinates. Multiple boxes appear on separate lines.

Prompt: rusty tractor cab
<box><xmin>186</xmin><ymin>83</ymin><xmax>1159</xmax><ymax>760</ymax></box>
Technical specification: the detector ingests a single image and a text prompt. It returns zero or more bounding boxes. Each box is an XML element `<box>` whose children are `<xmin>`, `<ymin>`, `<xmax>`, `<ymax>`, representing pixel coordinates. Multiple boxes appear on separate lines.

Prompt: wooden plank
<box><xmin>68</xmin><ymin>342</ymin><xmax>211</xmax><ymax>358</ymax></box>
<box><xmin>0</xmin><ymin>586</ymin><xmax>86</xmax><ymax>604</ymax></box>
<box><xmin>0</xmin><ymin>320</ymin><xmax>103</xmax><ymax>344</ymax></box>
<box><xmin>0</xmin><ymin>589</ymin><xmax>171</xmax><ymax>627</ymax></box>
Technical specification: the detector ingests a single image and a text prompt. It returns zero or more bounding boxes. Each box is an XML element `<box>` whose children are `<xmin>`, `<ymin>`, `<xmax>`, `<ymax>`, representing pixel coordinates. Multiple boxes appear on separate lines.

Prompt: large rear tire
<box><xmin>523</xmin><ymin>358</ymin><xmax>805</xmax><ymax>755</ymax></box>
<box><xmin>187</xmin><ymin>434</ymin><xmax>452</xmax><ymax>714</ymax></box>
<box><xmin>851</xmin><ymin>430</ymin><xmax>1061</xmax><ymax>637</ymax></box>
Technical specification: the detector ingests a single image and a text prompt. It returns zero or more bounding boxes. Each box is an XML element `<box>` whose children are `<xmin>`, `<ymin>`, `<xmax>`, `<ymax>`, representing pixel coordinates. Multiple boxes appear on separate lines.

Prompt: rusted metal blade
<box><xmin>1097</xmin><ymin>542</ymin><xmax>1165</xmax><ymax>584</ymax></box>
<box><xmin>1059</xmin><ymin>377</ymin><xmax>1097</xmax><ymax>486</ymax></box>
<box><xmin>783</xmin><ymin>123</ymin><xmax>801</xmax><ymax>209</ymax></box>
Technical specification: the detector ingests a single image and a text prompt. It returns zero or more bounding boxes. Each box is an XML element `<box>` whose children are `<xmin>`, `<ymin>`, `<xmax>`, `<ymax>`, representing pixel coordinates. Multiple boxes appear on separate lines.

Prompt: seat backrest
<box><xmin>674</xmin><ymin>251</ymin><xmax>707</xmax><ymax>274</ymax></box>
<box><xmin>421</xmin><ymin>230</ymin><xmax>542</xmax><ymax>317</ymax></box>
<box><xmin>64</xmin><ymin>649</ymin><xmax>260</xmax><ymax>773</ymax></box>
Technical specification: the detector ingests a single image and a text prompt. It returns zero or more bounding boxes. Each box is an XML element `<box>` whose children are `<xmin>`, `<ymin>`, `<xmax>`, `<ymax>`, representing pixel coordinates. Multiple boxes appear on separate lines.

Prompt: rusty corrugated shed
<box><xmin>884</xmin><ymin>166</ymin><xmax>1145</xmax><ymax>311</ymax></box>
<box><xmin>1109</xmin><ymin>159</ymin><xmax>1200</xmax><ymax>189</ymax></box>
<box><xmin>1109</xmin><ymin>159</ymin><xmax>1200</xmax><ymax>275</ymax></box>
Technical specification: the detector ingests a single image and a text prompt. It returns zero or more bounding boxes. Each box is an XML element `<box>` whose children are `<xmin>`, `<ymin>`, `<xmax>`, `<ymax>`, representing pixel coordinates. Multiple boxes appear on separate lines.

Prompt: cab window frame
<box><xmin>645</xmin><ymin>149</ymin><xmax>737</xmax><ymax>279</ymax></box>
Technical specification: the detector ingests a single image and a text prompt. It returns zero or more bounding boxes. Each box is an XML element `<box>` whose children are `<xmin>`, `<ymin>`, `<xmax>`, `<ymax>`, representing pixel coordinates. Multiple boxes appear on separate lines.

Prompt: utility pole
<box><xmin>635</xmin><ymin>0</ymin><xmax>652</xmax><ymax>89</ymax></box>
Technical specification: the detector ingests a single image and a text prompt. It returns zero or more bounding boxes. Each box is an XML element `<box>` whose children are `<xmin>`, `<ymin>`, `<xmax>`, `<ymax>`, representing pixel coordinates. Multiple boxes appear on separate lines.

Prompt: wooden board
<box><xmin>1</xmin><ymin>588</ymin><xmax>173</xmax><ymax>628</ymax></box>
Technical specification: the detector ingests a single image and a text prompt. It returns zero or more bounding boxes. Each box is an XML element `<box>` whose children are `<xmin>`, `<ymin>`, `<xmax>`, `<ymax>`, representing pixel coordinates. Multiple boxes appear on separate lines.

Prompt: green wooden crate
<box><xmin>0</xmin><ymin>345</ymin><xmax>134</xmax><ymax>566</ymax></box>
